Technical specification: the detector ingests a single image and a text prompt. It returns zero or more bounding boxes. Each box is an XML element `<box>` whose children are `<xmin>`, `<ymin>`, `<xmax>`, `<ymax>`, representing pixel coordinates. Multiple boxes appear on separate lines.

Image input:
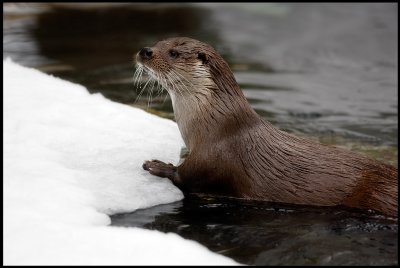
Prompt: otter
<box><xmin>136</xmin><ymin>37</ymin><xmax>398</xmax><ymax>216</ymax></box>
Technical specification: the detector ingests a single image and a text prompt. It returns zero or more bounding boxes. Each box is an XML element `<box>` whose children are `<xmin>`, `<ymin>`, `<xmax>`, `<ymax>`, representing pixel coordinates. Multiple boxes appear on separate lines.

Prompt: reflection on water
<box><xmin>29</xmin><ymin>4</ymin><xmax>220</xmax><ymax>69</ymax></box>
<box><xmin>3</xmin><ymin>3</ymin><xmax>398</xmax><ymax>264</ymax></box>
<box><xmin>3</xmin><ymin>3</ymin><xmax>221</xmax><ymax>104</ymax></box>
<box><xmin>111</xmin><ymin>194</ymin><xmax>398</xmax><ymax>265</ymax></box>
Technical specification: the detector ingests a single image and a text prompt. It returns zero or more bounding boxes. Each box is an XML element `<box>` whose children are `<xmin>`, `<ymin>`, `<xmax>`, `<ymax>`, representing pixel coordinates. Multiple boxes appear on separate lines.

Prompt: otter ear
<box><xmin>197</xmin><ymin>52</ymin><xmax>209</xmax><ymax>64</ymax></box>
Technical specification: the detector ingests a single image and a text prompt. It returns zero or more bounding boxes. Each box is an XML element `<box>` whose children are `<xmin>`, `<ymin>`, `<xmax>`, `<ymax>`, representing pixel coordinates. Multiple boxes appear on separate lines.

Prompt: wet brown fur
<box><xmin>138</xmin><ymin>37</ymin><xmax>398</xmax><ymax>216</ymax></box>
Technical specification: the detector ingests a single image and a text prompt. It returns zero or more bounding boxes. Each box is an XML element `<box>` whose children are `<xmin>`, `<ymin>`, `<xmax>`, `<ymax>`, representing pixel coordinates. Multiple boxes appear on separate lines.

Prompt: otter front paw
<box><xmin>142</xmin><ymin>160</ymin><xmax>177</xmax><ymax>180</ymax></box>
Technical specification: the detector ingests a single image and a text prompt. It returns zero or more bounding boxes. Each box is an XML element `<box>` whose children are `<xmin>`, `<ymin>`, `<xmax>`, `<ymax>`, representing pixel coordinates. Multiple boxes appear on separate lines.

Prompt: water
<box><xmin>3</xmin><ymin>3</ymin><xmax>398</xmax><ymax>265</ymax></box>
<box><xmin>112</xmin><ymin>194</ymin><xmax>398</xmax><ymax>265</ymax></box>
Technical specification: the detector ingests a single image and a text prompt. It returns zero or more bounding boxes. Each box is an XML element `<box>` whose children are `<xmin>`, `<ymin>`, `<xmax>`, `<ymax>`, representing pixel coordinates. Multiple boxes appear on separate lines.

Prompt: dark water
<box><xmin>3</xmin><ymin>3</ymin><xmax>398</xmax><ymax>265</ymax></box>
<box><xmin>112</xmin><ymin>194</ymin><xmax>398</xmax><ymax>265</ymax></box>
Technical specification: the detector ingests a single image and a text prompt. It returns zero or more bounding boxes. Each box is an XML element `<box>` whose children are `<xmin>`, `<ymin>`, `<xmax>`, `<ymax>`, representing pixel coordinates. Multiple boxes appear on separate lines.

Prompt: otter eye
<box><xmin>198</xmin><ymin>52</ymin><xmax>209</xmax><ymax>64</ymax></box>
<box><xmin>169</xmin><ymin>49</ymin><xmax>178</xmax><ymax>59</ymax></box>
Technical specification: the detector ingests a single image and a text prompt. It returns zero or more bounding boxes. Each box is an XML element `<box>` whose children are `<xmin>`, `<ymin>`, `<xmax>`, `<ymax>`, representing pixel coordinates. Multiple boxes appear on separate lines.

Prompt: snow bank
<box><xmin>3</xmin><ymin>59</ymin><xmax>238</xmax><ymax>265</ymax></box>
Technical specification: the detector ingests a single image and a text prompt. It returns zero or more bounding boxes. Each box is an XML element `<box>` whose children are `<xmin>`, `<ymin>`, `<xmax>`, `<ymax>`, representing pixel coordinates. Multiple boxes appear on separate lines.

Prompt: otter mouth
<box><xmin>135</xmin><ymin>62</ymin><xmax>157</xmax><ymax>82</ymax></box>
<box><xmin>134</xmin><ymin>62</ymin><xmax>163</xmax><ymax>90</ymax></box>
<box><xmin>132</xmin><ymin>62</ymin><xmax>166</xmax><ymax>105</ymax></box>
<box><xmin>133</xmin><ymin>60</ymin><xmax>192</xmax><ymax>100</ymax></box>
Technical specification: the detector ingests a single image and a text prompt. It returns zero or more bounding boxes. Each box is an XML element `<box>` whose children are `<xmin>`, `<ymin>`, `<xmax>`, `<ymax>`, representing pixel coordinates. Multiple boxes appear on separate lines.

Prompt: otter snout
<box><xmin>139</xmin><ymin>47</ymin><xmax>153</xmax><ymax>60</ymax></box>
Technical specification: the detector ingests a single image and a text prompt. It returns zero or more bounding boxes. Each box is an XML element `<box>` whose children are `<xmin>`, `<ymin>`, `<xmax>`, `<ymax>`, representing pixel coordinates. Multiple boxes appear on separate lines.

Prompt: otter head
<box><xmin>135</xmin><ymin>37</ymin><xmax>253</xmax><ymax>149</ymax></box>
<box><xmin>135</xmin><ymin>37</ymin><xmax>242</xmax><ymax>99</ymax></box>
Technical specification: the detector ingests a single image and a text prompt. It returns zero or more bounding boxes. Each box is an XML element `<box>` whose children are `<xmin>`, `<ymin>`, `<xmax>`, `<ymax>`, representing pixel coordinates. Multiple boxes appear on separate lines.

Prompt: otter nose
<box><xmin>139</xmin><ymin>47</ymin><xmax>153</xmax><ymax>59</ymax></box>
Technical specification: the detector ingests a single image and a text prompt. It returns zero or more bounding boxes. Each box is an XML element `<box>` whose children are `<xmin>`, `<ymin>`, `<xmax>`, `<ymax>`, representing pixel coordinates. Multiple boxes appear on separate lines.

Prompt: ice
<box><xmin>3</xmin><ymin>59</ymin><xmax>238</xmax><ymax>265</ymax></box>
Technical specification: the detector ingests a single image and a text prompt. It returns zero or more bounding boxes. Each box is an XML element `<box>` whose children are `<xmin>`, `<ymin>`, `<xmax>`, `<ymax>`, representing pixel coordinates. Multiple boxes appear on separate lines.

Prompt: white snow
<box><xmin>3</xmin><ymin>59</ymin><xmax>238</xmax><ymax>265</ymax></box>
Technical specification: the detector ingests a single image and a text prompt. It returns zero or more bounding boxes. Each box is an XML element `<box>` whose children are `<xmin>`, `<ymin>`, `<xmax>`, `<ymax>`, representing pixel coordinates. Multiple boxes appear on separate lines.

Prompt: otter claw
<box><xmin>142</xmin><ymin>159</ymin><xmax>177</xmax><ymax>179</ymax></box>
<box><xmin>142</xmin><ymin>161</ymin><xmax>150</xmax><ymax>171</ymax></box>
